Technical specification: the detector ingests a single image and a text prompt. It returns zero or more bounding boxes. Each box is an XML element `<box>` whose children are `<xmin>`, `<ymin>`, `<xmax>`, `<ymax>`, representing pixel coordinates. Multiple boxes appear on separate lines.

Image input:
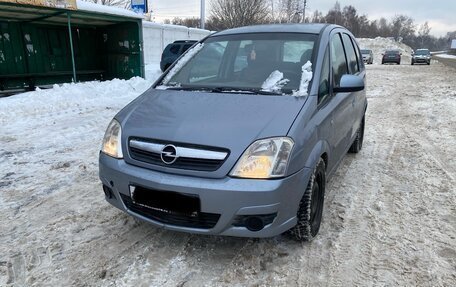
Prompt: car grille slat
<box><xmin>120</xmin><ymin>193</ymin><xmax>220</xmax><ymax>229</ymax></box>
<box><xmin>128</xmin><ymin>138</ymin><xmax>228</xmax><ymax>172</ymax></box>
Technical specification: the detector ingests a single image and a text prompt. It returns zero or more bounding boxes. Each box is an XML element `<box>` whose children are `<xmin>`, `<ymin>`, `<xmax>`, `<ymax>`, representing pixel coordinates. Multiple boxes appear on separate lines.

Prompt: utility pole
<box><xmin>302</xmin><ymin>0</ymin><xmax>307</xmax><ymax>23</ymax></box>
<box><xmin>200</xmin><ymin>0</ymin><xmax>205</xmax><ymax>30</ymax></box>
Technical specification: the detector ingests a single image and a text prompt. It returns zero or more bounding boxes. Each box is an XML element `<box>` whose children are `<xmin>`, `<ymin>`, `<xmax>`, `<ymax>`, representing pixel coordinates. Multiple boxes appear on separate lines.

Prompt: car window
<box><xmin>188</xmin><ymin>42</ymin><xmax>228</xmax><ymax>83</ymax></box>
<box><xmin>330</xmin><ymin>33</ymin><xmax>348</xmax><ymax>88</ymax></box>
<box><xmin>164</xmin><ymin>33</ymin><xmax>318</xmax><ymax>94</ymax></box>
<box><xmin>283</xmin><ymin>41</ymin><xmax>314</xmax><ymax>63</ymax></box>
<box><xmin>318</xmin><ymin>47</ymin><xmax>330</xmax><ymax>105</ymax></box>
<box><xmin>182</xmin><ymin>44</ymin><xmax>194</xmax><ymax>53</ymax></box>
<box><xmin>341</xmin><ymin>33</ymin><xmax>359</xmax><ymax>74</ymax></box>
<box><xmin>233</xmin><ymin>40</ymin><xmax>253</xmax><ymax>72</ymax></box>
<box><xmin>169</xmin><ymin>45</ymin><xmax>180</xmax><ymax>55</ymax></box>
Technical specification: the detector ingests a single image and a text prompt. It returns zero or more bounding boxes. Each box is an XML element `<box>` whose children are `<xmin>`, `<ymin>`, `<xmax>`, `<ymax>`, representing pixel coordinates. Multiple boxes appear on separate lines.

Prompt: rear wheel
<box><xmin>289</xmin><ymin>159</ymin><xmax>326</xmax><ymax>241</ymax></box>
<box><xmin>349</xmin><ymin>116</ymin><xmax>365</xmax><ymax>153</ymax></box>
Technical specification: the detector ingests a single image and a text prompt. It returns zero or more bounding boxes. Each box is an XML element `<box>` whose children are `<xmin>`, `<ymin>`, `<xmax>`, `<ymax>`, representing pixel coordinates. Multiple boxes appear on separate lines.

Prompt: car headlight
<box><xmin>230</xmin><ymin>137</ymin><xmax>294</xmax><ymax>179</ymax></box>
<box><xmin>101</xmin><ymin>119</ymin><xmax>123</xmax><ymax>158</ymax></box>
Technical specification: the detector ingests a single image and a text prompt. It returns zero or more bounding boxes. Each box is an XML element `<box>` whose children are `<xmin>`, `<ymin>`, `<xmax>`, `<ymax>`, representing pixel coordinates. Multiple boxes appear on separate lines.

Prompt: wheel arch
<box><xmin>303</xmin><ymin>140</ymin><xmax>331</xmax><ymax>172</ymax></box>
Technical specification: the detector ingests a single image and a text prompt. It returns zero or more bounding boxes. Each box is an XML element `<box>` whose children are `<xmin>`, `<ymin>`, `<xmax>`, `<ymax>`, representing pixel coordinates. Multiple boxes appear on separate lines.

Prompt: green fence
<box><xmin>0</xmin><ymin>3</ymin><xmax>144</xmax><ymax>93</ymax></box>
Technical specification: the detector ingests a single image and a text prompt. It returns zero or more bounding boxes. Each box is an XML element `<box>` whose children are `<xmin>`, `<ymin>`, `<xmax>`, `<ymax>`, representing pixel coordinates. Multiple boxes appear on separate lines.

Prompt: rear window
<box><xmin>160</xmin><ymin>33</ymin><xmax>318</xmax><ymax>94</ymax></box>
<box><xmin>385</xmin><ymin>50</ymin><xmax>400</xmax><ymax>55</ymax></box>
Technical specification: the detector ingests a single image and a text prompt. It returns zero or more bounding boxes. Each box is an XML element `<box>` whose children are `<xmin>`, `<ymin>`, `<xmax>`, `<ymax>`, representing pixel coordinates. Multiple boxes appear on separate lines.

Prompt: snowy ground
<box><xmin>1</xmin><ymin>62</ymin><xmax>456</xmax><ymax>286</ymax></box>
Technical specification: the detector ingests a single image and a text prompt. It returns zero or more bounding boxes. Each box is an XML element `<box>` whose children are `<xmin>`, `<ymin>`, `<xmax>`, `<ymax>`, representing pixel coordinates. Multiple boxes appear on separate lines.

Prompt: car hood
<box><xmin>117</xmin><ymin>89</ymin><xmax>307</xmax><ymax>177</ymax></box>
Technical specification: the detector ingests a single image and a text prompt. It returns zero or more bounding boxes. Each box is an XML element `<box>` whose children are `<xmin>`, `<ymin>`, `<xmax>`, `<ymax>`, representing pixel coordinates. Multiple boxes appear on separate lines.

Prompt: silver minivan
<box><xmin>99</xmin><ymin>24</ymin><xmax>367</xmax><ymax>241</ymax></box>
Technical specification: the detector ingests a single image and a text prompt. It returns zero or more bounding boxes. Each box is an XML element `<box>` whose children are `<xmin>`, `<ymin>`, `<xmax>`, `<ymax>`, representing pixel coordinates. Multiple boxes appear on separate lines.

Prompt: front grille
<box><xmin>128</xmin><ymin>138</ymin><xmax>228</xmax><ymax>172</ymax></box>
<box><xmin>120</xmin><ymin>190</ymin><xmax>220</xmax><ymax>229</ymax></box>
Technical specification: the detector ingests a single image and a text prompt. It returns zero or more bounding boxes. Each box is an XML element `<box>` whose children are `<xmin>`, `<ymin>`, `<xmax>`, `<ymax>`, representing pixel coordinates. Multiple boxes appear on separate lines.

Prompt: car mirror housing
<box><xmin>333</xmin><ymin>74</ymin><xmax>365</xmax><ymax>93</ymax></box>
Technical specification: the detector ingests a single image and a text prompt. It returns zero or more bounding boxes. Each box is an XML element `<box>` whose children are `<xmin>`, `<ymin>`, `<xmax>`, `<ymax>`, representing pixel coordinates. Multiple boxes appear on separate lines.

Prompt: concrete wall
<box><xmin>142</xmin><ymin>22</ymin><xmax>211</xmax><ymax>66</ymax></box>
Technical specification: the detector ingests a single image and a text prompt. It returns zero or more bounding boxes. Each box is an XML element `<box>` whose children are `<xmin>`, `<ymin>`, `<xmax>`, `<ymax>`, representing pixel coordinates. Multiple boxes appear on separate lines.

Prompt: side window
<box><xmin>330</xmin><ymin>33</ymin><xmax>348</xmax><ymax>87</ymax></box>
<box><xmin>351</xmin><ymin>37</ymin><xmax>364</xmax><ymax>70</ymax></box>
<box><xmin>318</xmin><ymin>47</ymin><xmax>330</xmax><ymax>105</ymax></box>
<box><xmin>341</xmin><ymin>33</ymin><xmax>359</xmax><ymax>74</ymax></box>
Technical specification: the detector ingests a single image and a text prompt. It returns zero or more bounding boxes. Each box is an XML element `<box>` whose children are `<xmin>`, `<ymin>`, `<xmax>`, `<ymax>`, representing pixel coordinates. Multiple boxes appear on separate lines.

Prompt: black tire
<box><xmin>427</xmin><ymin>61</ymin><xmax>431</xmax><ymax>65</ymax></box>
<box><xmin>289</xmin><ymin>159</ymin><xmax>326</xmax><ymax>241</ymax></box>
<box><xmin>348</xmin><ymin>116</ymin><xmax>365</xmax><ymax>153</ymax></box>
<box><xmin>411</xmin><ymin>61</ymin><xmax>414</xmax><ymax>65</ymax></box>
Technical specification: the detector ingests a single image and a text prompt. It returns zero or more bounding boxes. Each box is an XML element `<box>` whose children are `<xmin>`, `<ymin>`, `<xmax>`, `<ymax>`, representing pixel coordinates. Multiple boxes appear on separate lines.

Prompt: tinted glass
<box><xmin>318</xmin><ymin>47</ymin><xmax>330</xmax><ymax>104</ymax></box>
<box><xmin>169</xmin><ymin>45</ymin><xmax>180</xmax><ymax>54</ymax></box>
<box><xmin>162</xmin><ymin>33</ymin><xmax>318</xmax><ymax>94</ymax></box>
<box><xmin>385</xmin><ymin>50</ymin><xmax>400</xmax><ymax>55</ymax></box>
<box><xmin>182</xmin><ymin>44</ymin><xmax>194</xmax><ymax>53</ymax></box>
<box><xmin>342</xmin><ymin>33</ymin><xmax>359</xmax><ymax>74</ymax></box>
<box><xmin>331</xmin><ymin>33</ymin><xmax>348</xmax><ymax>87</ymax></box>
<box><xmin>415</xmin><ymin>50</ymin><xmax>430</xmax><ymax>55</ymax></box>
<box><xmin>361</xmin><ymin>49</ymin><xmax>370</xmax><ymax>54</ymax></box>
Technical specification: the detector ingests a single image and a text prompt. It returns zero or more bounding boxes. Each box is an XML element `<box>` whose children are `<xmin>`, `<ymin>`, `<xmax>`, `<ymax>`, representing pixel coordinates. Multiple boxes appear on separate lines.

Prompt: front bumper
<box><xmin>99</xmin><ymin>153</ymin><xmax>312</xmax><ymax>238</ymax></box>
<box><xmin>412</xmin><ymin>58</ymin><xmax>430</xmax><ymax>63</ymax></box>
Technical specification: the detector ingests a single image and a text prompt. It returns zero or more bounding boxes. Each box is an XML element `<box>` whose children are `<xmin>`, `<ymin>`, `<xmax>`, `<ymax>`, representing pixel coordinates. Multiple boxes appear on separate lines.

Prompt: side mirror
<box><xmin>400</xmin><ymin>53</ymin><xmax>403</xmax><ymax>55</ymax></box>
<box><xmin>333</xmin><ymin>74</ymin><xmax>365</xmax><ymax>93</ymax></box>
<box><xmin>381</xmin><ymin>53</ymin><xmax>384</xmax><ymax>56</ymax></box>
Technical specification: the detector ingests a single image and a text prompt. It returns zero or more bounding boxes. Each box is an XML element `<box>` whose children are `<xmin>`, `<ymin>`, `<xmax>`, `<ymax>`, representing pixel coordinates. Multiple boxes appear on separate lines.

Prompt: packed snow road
<box><xmin>1</xmin><ymin>62</ymin><xmax>455</xmax><ymax>286</ymax></box>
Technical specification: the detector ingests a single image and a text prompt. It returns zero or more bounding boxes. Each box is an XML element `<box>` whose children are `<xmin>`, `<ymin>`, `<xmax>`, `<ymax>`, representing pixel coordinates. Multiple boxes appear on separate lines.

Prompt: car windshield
<box><xmin>159</xmin><ymin>33</ymin><xmax>317</xmax><ymax>95</ymax></box>
<box><xmin>415</xmin><ymin>50</ymin><xmax>430</xmax><ymax>55</ymax></box>
<box><xmin>361</xmin><ymin>50</ymin><xmax>370</xmax><ymax>54</ymax></box>
<box><xmin>385</xmin><ymin>50</ymin><xmax>399</xmax><ymax>55</ymax></box>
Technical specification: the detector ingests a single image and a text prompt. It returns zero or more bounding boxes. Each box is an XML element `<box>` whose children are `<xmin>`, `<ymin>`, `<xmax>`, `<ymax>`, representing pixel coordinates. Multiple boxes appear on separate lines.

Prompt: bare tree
<box><xmin>275</xmin><ymin>0</ymin><xmax>305</xmax><ymax>23</ymax></box>
<box><xmin>209</xmin><ymin>0</ymin><xmax>270</xmax><ymax>30</ymax></box>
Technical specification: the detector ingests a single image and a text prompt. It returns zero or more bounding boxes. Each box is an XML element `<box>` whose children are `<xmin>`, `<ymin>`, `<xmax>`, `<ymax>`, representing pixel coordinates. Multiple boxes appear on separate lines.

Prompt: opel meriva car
<box><xmin>99</xmin><ymin>24</ymin><xmax>367</xmax><ymax>241</ymax></box>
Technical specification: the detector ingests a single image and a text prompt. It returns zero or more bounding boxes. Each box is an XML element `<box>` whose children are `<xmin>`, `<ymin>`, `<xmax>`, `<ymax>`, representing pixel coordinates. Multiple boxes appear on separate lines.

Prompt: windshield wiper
<box><xmin>164</xmin><ymin>86</ymin><xmax>283</xmax><ymax>95</ymax></box>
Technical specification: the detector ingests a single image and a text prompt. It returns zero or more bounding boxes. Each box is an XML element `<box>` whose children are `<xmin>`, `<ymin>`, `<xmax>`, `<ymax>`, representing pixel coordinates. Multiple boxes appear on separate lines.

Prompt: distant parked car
<box><xmin>411</xmin><ymin>49</ymin><xmax>431</xmax><ymax>65</ymax></box>
<box><xmin>361</xmin><ymin>49</ymin><xmax>373</xmax><ymax>64</ymax></box>
<box><xmin>382</xmin><ymin>50</ymin><xmax>401</xmax><ymax>65</ymax></box>
<box><xmin>100</xmin><ymin>23</ymin><xmax>367</xmax><ymax>242</ymax></box>
<box><xmin>160</xmin><ymin>40</ymin><xmax>197</xmax><ymax>71</ymax></box>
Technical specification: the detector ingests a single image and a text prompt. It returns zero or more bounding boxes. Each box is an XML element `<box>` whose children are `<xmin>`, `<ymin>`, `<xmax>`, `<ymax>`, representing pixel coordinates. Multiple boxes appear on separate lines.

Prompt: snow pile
<box><xmin>76</xmin><ymin>0</ymin><xmax>143</xmax><ymax>19</ymax></box>
<box><xmin>261</xmin><ymin>70</ymin><xmax>289</xmax><ymax>92</ymax></box>
<box><xmin>162</xmin><ymin>43</ymin><xmax>204</xmax><ymax>85</ymax></box>
<box><xmin>293</xmin><ymin>61</ymin><xmax>313</xmax><ymax>97</ymax></box>
<box><xmin>357</xmin><ymin>37</ymin><xmax>414</xmax><ymax>64</ymax></box>
<box><xmin>435</xmin><ymin>54</ymin><xmax>456</xmax><ymax>59</ymax></box>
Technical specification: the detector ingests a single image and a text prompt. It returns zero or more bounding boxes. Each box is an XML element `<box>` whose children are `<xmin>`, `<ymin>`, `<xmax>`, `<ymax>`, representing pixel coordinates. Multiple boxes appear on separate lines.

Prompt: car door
<box><xmin>327</xmin><ymin>32</ymin><xmax>353</xmax><ymax>168</ymax></box>
<box><xmin>341</xmin><ymin>33</ymin><xmax>365</xmax><ymax>141</ymax></box>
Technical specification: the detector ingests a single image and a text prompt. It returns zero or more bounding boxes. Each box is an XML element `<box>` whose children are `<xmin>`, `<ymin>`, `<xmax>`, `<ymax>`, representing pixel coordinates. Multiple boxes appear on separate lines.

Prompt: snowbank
<box><xmin>76</xmin><ymin>0</ymin><xmax>143</xmax><ymax>19</ymax></box>
<box><xmin>357</xmin><ymin>37</ymin><xmax>414</xmax><ymax>64</ymax></box>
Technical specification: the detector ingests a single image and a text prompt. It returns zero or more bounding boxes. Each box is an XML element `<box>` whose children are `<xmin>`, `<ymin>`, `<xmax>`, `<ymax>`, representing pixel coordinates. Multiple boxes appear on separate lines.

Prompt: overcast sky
<box><xmin>149</xmin><ymin>0</ymin><xmax>456</xmax><ymax>37</ymax></box>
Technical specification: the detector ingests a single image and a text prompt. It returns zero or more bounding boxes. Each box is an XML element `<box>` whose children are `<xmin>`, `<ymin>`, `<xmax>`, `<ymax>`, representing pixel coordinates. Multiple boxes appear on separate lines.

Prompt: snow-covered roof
<box><xmin>76</xmin><ymin>0</ymin><xmax>143</xmax><ymax>19</ymax></box>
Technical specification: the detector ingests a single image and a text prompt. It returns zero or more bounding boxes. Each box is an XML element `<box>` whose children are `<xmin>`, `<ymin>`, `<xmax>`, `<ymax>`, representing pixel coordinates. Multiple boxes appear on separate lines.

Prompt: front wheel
<box><xmin>289</xmin><ymin>159</ymin><xmax>326</xmax><ymax>241</ymax></box>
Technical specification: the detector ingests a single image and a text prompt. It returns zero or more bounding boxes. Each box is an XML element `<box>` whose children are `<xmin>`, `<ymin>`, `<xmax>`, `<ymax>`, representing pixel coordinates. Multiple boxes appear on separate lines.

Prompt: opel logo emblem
<box><xmin>160</xmin><ymin>144</ymin><xmax>178</xmax><ymax>164</ymax></box>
